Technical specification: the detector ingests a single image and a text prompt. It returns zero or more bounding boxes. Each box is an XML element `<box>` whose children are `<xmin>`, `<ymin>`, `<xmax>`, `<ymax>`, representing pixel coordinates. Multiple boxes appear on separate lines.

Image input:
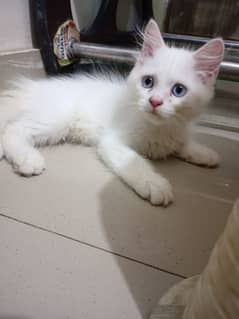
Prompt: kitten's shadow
<box><xmin>98</xmin><ymin>159</ymin><xmax>180</xmax><ymax>318</ymax></box>
<box><xmin>99</xmin><ymin>180</ymin><xmax>152</xmax><ymax>318</ymax></box>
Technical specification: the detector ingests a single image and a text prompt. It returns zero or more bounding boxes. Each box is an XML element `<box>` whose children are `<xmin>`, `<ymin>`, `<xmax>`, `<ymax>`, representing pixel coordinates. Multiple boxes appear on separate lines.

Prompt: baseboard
<box><xmin>0</xmin><ymin>49</ymin><xmax>45</xmax><ymax>91</ymax></box>
<box><xmin>198</xmin><ymin>114</ymin><xmax>239</xmax><ymax>133</ymax></box>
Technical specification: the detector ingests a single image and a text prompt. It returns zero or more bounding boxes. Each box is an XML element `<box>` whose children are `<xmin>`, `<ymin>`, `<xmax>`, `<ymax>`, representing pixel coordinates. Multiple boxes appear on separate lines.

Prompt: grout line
<box><xmin>176</xmin><ymin>189</ymin><xmax>234</xmax><ymax>205</ymax></box>
<box><xmin>0</xmin><ymin>212</ymin><xmax>186</xmax><ymax>280</ymax></box>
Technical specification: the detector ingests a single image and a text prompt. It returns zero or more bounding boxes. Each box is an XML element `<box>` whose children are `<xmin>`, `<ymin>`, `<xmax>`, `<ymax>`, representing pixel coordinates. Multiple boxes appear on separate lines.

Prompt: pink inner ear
<box><xmin>194</xmin><ymin>38</ymin><xmax>224</xmax><ymax>77</ymax></box>
<box><xmin>141</xmin><ymin>19</ymin><xmax>165</xmax><ymax>60</ymax></box>
<box><xmin>197</xmin><ymin>71</ymin><xmax>215</xmax><ymax>85</ymax></box>
<box><xmin>143</xmin><ymin>41</ymin><xmax>155</xmax><ymax>57</ymax></box>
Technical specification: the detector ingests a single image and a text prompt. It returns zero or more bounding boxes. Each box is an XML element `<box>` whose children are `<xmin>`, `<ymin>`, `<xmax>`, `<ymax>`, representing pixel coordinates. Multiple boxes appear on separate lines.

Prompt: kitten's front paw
<box><xmin>179</xmin><ymin>143</ymin><xmax>220</xmax><ymax>168</ymax></box>
<box><xmin>187</xmin><ymin>148</ymin><xmax>219</xmax><ymax>167</ymax></box>
<box><xmin>134</xmin><ymin>174</ymin><xmax>174</xmax><ymax>206</ymax></box>
<box><xmin>13</xmin><ymin>150</ymin><xmax>46</xmax><ymax>176</ymax></box>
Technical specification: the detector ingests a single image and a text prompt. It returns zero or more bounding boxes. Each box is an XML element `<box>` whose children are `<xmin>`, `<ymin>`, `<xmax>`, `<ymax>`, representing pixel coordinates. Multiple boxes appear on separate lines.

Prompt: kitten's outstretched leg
<box><xmin>177</xmin><ymin>140</ymin><xmax>219</xmax><ymax>167</ymax></box>
<box><xmin>2</xmin><ymin>122</ymin><xmax>45</xmax><ymax>176</ymax></box>
<box><xmin>97</xmin><ymin>136</ymin><xmax>174</xmax><ymax>206</ymax></box>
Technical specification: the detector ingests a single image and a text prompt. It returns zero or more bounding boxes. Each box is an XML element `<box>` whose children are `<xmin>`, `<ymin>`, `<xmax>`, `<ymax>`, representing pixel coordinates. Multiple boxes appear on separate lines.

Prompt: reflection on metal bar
<box><xmin>220</xmin><ymin>61</ymin><xmax>239</xmax><ymax>81</ymax></box>
<box><xmin>69</xmin><ymin>42</ymin><xmax>138</xmax><ymax>64</ymax></box>
<box><xmin>70</xmin><ymin>41</ymin><xmax>239</xmax><ymax>81</ymax></box>
<box><xmin>163</xmin><ymin>33</ymin><xmax>239</xmax><ymax>49</ymax></box>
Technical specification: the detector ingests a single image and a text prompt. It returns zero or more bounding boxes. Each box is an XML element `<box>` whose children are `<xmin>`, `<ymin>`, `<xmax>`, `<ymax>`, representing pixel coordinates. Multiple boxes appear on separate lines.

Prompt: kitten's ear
<box><xmin>139</xmin><ymin>19</ymin><xmax>165</xmax><ymax>62</ymax></box>
<box><xmin>194</xmin><ymin>38</ymin><xmax>224</xmax><ymax>84</ymax></box>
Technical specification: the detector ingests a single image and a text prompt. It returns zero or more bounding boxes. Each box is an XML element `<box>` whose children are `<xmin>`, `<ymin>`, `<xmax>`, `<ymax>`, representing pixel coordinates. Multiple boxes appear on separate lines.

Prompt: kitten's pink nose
<box><xmin>149</xmin><ymin>97</ymin><xmax>163</xmax><ymax>109</ymax></box>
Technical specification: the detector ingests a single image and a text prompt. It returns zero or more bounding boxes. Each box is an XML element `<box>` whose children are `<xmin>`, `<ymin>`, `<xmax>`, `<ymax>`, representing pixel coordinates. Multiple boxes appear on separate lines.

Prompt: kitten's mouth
<box><xmin>146</xmin><ymin>107</ymin><xmax>164</xmax><ymax>118</ymax></box>
<box><xmin>146</xmin><ymin>106</ymin><xmax>159</xmax><ymax>115</ymax></box>
<box><xmin>144</xmin><ymin>107</ymin><xmax>175</xmax><ymax>122</ymax></box>
<box><xmin>148</xmin><ymin>109</ymin><xmax>157</xmax><ymax>115</ymax></box>
<box><xmin>144</xmin><ymin>109</ymin><xmax>163</xmax><ymax>124</ymax></box>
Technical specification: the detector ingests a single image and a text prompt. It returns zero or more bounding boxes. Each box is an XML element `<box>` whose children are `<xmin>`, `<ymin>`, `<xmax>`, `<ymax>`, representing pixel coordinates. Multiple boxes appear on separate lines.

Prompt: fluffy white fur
<box><xmin>0</xmin><ymin>20</ymin><xmax>224</xmax><ymax>206</ymax></box>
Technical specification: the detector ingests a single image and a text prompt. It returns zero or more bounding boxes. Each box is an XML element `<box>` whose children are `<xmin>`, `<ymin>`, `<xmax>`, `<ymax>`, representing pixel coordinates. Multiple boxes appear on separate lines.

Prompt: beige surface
<box><xmin>1</xmin><ymin>132</ymin><xmax>238</xmax><ymax>318</ymax></box>
<box><xmin>0</xmin><ymin>216</ymin><xmax>179</xmax><ymax>319</ymax></box>
<box><xmin>0</xmin><ymin>51</ymin><xmax>239</xmax><ymax>318</ymax></box>
<box><xmin>1</xmin><ymin>133</ymin><xmax>239</xmax><ymax>277</ymax></box>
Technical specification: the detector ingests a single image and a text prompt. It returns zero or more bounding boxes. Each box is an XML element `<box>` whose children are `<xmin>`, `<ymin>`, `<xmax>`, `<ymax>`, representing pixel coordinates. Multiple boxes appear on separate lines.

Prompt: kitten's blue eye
<box><xmin>171</xmin><ymin>83</ymin><xmax>187</xmax><ymax>97</ymax></box>
<box><xmin>142</xmin><ymin>76</ymin><xmax>154</xmax><ymax>89</ymax></box>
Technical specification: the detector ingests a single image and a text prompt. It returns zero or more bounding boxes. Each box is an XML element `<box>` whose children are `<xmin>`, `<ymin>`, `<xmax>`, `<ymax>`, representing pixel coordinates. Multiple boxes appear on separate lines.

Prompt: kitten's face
<box><xmin>128</xmin><ymin>20</ymin><xmax>224</xmax><ymax>125</ymax></box>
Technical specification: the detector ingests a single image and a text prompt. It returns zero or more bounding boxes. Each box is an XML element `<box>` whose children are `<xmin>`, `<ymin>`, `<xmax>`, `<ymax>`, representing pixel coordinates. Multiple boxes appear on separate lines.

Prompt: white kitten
<box><xmin>0</xmin><ymin>20</ymin><xmax>224</xmax><ymax>206</ymax></box>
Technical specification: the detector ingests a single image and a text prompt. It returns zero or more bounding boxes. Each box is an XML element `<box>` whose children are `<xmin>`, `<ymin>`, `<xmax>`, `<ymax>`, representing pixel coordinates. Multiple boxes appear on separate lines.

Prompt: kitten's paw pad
<box><xmin>136</xmin><ymin>176</ymin><xmax>174</xmax><ymax>206</ymax></box>
<box><xmin>14</xmin><ymin>151</ymin><xmax>46</xmax><ymax>176</ymax></box>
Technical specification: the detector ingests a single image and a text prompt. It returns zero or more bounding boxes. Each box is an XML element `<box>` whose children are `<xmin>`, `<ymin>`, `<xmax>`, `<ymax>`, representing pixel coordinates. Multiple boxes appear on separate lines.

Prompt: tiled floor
<box><xmin>0</xmin><ymin>51</ymin><xmax>239</xmax><ymax>319</ymax></box>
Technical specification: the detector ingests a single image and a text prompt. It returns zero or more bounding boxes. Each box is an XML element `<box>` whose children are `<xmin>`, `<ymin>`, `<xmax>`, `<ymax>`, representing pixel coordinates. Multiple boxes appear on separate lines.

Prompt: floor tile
<box><xmin>0</xmin><ymin>216</ymin><xmax>179</xmax><ymax>319</ymax></box>
<box><xmin>0</xmin><ymin>134</ymin><xmax>237</xmax><ymax>277</ymax></box>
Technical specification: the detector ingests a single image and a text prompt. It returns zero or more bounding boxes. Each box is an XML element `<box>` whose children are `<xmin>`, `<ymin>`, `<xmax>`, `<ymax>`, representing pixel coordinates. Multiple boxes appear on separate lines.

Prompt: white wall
<box><xmin>0</xmin><ymin>0</ymin><xmax>32</xmax><ymax>52</ymax></box>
